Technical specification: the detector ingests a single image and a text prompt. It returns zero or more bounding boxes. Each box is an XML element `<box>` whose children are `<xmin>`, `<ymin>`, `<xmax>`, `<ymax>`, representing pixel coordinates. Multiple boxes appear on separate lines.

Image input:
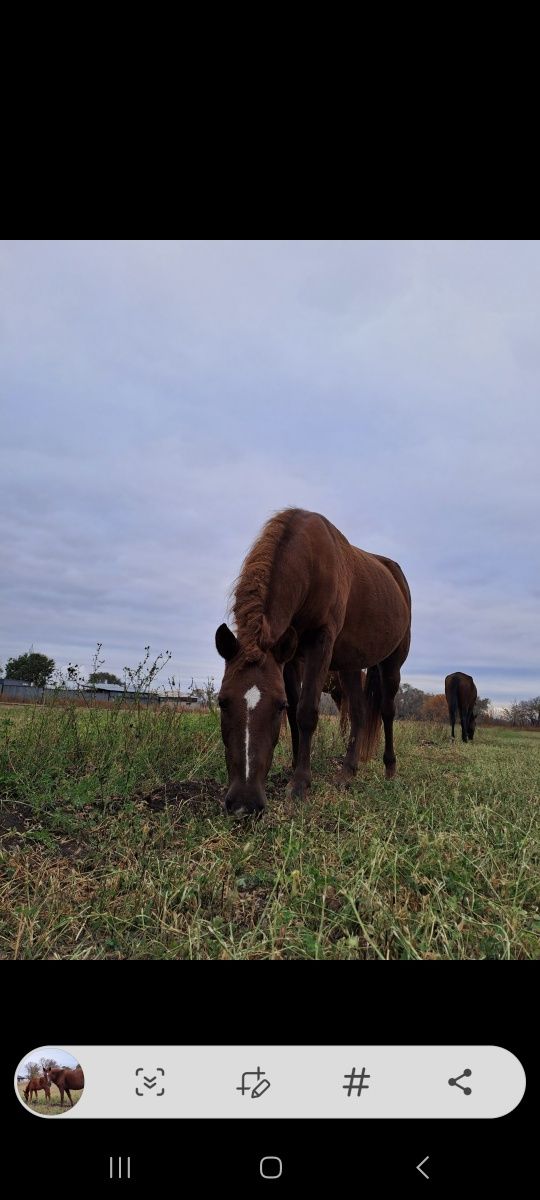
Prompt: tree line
<box><xmin>394</xmin><ymin>683</ymin><xmax>489</xmax><ymax>722</ymax></box>
<box><xmin>1</xmin><ymin>650</ymin><xmax>123</xmax><ymax>688</ymax></box>
<box><xmin>500</xmin><ymin>697</ymin><xmax>540</xmax><ymax>727</ymax></box>
<box><xmin>19</xmin><ymin>1056</ymin><xmax>81</xmax><ymax>1080</ymax></box>
<box><xmin>0</xmin><ymin>649</ymin><xmax>218</xmax><ymax>700</ymax></box>
<box><xmin>395</xmin><ymin>684</ymin><xmax>540</xmax><ymax>726</ymax></box>
<box><xmin>3</xmin><ymin>652</ymin><xmax>537</xmax><ymax>727</ymax></box>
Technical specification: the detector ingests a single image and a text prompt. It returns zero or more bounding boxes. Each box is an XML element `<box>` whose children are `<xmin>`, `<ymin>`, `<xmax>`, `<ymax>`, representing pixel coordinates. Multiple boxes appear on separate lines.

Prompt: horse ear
<box><xmin>215</xmin><ymin>623</ymin><xmax>240</xmax><ymax>661</ymax></box>
<box><xmin>273</xmin><ymin>626</ymin><xmax>298</xmax><ymax>664</ymax></box>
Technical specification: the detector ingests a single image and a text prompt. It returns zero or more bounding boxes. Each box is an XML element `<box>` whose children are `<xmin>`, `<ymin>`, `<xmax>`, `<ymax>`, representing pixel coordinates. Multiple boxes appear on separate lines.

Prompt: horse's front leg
<box><xmin>286</xmin><ymin>628</ymin><xmax>334</xmax><ymax>801</ymax></box>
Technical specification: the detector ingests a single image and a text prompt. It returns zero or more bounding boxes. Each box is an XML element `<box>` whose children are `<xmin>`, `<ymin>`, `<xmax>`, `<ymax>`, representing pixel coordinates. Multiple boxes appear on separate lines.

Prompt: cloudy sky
<box><xmin>17</xmin><ymin>1046</ymin><xmax>78</xmax><ymax>1073</ymax></box>
<box><xmin>1</xmin><ymin>241</ymin><xmax>539</xmax><ymax>706</ymax></box>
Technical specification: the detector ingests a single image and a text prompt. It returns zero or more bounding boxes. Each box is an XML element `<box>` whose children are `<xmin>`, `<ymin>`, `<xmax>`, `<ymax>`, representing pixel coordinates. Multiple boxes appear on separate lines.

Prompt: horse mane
<box><xmin>230</xmin><ymin>508</ymin><xmax>303</xmax><ymax>663</ymax></box>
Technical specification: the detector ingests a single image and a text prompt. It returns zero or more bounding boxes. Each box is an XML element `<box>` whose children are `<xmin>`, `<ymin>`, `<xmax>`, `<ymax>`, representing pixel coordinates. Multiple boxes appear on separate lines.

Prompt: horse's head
<box><xmin>215</xmin><ymin>622</ymin><xmax>297</xmax><ymax>815</ymax></box>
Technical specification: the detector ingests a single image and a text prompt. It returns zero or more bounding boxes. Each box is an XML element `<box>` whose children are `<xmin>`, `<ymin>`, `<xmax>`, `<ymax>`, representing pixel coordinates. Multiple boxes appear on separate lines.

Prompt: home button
<box><xmin>260</xmin><ymin>1156</ymin><xmax>283</xmax><ymax>1179</ymax></box>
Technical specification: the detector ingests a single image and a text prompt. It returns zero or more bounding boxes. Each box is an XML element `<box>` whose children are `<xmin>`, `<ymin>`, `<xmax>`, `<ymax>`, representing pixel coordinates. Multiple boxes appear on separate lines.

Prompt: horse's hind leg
<box><xmin>66</xmin><ymin>1087</ymin><xmax>73</xmax><ymax>1107</ymax></box>
<box><xmin>284</xmin><ymin>658</ymin><xmax>301</xmax><ymax>769</ymax></box>
<box><xmin>336</xmin><ymin>670</ymin><xmax>364</xmax><ymax>782</ymax></box>
<box><xmin>460</xmin><ymin>704</ymin><xmax>468</xmax><ymax>743</ymax></box>
<box><xmin>379</xmin><ymin>647</ymin><xmax>404</xmax><ymax>780</ymax></box>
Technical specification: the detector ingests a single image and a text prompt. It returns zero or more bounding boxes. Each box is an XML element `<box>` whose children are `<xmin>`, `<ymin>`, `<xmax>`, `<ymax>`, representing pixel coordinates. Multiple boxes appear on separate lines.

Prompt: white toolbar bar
<box><xmin>17</xmin><ymin>1046</ymin><xmax>525</xmax><ymax>1119</ymax></box>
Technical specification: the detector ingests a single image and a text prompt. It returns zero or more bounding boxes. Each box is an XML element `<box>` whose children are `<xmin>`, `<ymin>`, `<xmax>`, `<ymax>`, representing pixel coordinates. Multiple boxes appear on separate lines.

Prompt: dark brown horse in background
<box><xmin>216</xmin><ymin>508</ymin><xmax>411</xmax><ymax>814</ymax></box>
<box><xmin>445</xmin><ymin>672</ymin><xmax>478</xmax><ymax>742</ymax></box>
<box><xmin>25</xmin><ymin>1072</ymin><xmax>51</xmax><ymax>1103</ymax></box>
<box><xmin>46</xmin><ymin>1066</ymin><xmax>84</xmax><ymax>1107</ymax></box>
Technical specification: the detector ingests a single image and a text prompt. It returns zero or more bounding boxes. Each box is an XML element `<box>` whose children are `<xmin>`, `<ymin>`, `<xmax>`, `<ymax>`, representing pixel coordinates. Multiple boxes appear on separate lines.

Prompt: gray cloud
<box><xmin>1</xmin><ymin>240</ymin><xmax>539</xmax><ymax>703</ymax></box>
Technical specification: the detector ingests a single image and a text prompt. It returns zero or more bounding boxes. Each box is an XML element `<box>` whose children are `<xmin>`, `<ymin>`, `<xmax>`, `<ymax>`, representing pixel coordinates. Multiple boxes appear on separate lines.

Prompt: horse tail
<box><xmin>448</xmin><ymin>674</ymin><xmax>459</xmax><ymax>727</ymax></box>
<box><xmin>358</xmin><ymin>666</ymin><xmax>382</xmax><ymax>761</ymax></box>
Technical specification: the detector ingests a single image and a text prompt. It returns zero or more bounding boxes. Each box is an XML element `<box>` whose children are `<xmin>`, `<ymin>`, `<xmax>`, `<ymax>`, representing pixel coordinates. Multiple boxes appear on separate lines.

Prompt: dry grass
<box><xmin>16</xmin><ymin>1082</ymin><xmax>83</xmax><ymax>1115</ymax></box>
<box><xmin>1</xmin><ymin>705</ymin><xmax>539</xmax><ymax>959</ymax></box>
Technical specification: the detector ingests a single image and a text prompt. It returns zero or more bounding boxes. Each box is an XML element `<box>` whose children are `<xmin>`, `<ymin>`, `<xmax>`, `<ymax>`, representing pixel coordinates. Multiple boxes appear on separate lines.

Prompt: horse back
<box><xmin>352</xmin><ymin>549</ymin><xmax>411</xmax><ymax>626</ymax></box>
<box><xmin>445</xmin><ymin>672</ymin><xmax>476</xmax><ymax>712</ymax></box>
<box><xmin>370</xmin><ymin>552</ymin><xmax>411</xmax><ymax>614</ymax></box>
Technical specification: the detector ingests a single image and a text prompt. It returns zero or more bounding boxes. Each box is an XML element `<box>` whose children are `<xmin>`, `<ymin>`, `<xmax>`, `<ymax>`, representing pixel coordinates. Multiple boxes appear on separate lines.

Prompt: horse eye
<box><xmin>218</xmin><ymin>698</ymin><xmax>228</xmax><ymax>710</ymax></box>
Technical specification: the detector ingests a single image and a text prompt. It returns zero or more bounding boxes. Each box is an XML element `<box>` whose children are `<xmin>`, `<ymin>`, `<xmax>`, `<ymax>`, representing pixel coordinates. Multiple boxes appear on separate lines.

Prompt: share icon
<box><xmin>448</xmin><ymin>1068</ymin><xmax>472</xmax><ymax>1095</ymax></box>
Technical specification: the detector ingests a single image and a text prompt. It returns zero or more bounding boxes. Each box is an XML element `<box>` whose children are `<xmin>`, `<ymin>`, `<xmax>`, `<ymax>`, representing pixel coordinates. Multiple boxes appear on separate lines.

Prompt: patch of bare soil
<box><xmin>54</xmin><ymin>837</ymin><xmax>90</xmax><ymax>862</ymax></box>
<box><xmin>141</xmin><ymin>778</ymin><xmax>225</xmax><ymax>813</ymax></box>
<box><xmin>0</xmin><ymin>803</ymin><xmax>92</xmax><ymax>862</ymax></box>
<box><xmin>141</xmin><ymin>771</ymin><xmax>298</xmax><ymax>817</ymax></box>
<box><xmin>266</xmin><ymin>769</ymin><xmax>291</xmax><ymax>790</ymax></box>
<box><xmin>0</xmin><ymin>803</ymin><xmax>36</xmax><ymax>847</ymax></box>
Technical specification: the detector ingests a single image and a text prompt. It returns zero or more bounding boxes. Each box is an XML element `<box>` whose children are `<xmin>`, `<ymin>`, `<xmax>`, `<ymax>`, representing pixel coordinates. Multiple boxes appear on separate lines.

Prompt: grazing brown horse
<box><xmin>216</xmin><ymin>508</ymin><xmax>411</xmax><ymax>814</ymax></box>
<box><xmin>445</xmin><ymin>672</ymin><xmax>478</xmax><ymax>742</ymax></box>
<box><xmin>46</xmin><ymin>1066</ymin><xmax>84</xmax><ymax>1107</ymax></box>
<box><xmin>24</xmin><ymin>1072</ymin><xmax>51</xmax><ymax>1103</ymax></box>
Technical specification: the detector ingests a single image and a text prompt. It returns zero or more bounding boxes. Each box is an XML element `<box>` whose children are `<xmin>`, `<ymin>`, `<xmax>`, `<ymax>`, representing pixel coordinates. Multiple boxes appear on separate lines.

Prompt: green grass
<box><xmin>1</xmin><ymin>702</ymin><xmax>538</xmax><ymax>959</ymax></box>
<box><xmin>16</xmin><ymin>1082</ymin><xmax>83</xmax><ymax>1114</ymax></box>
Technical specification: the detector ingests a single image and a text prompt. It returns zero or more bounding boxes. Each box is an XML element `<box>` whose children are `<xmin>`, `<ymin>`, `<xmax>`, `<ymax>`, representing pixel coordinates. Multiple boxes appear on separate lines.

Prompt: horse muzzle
<box><xmin>224</xmin><ymin>783</ymin><xmax>266</xmax><ymax>818</ymax></box>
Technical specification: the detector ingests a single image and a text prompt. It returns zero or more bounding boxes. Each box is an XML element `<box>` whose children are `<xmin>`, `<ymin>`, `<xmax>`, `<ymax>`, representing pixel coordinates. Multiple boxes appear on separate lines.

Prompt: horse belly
<box><xmin>334</xmin><ymin>566</ymin><xmax>409</xmax><ymax>668</ymax></box>
<box><xmin>332</xmin><ymin>607</ymin><xmax>408</xmax><ymax>670</ymax></box>
<box><xmin>330</xmin><ymin>634</ymin><xmax>370</xmax><ymax>671</ymax></box>
<box><xmin>330</xmin><ymin>636</ymin><xmax>398</xmax><ymax>670</ymax></box>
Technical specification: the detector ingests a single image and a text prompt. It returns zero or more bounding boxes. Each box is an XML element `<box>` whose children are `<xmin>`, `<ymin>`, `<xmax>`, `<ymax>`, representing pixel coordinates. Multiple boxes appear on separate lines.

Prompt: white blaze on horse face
<box><xmin>244</xmin><ymin>685</ymin><xmax>261</xmax><ymax>781</ymax></box>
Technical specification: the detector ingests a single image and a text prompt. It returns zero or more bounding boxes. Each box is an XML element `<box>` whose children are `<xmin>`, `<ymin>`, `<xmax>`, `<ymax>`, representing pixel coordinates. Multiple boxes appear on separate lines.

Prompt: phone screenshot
<box><xmin>2</xmin><ymin>240</ymin><xmax>537</xmax><ymax>1190</ymax></box>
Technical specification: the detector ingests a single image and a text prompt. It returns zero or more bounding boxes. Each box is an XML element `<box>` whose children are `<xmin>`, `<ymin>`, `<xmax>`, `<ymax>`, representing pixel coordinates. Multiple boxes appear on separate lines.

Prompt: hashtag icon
<box><xmin>343</xmin><ymin>1067</ymin><xmax>370</xmax><ymax>1096</ymax></box>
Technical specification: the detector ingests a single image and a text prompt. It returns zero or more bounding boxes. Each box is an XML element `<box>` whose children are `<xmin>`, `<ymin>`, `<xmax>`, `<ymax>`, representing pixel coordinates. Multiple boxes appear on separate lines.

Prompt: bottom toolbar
<box><xmin>15</xmin><ymin>1046</ymin><xmax>525</xmax><ymax>1119</ymax></box>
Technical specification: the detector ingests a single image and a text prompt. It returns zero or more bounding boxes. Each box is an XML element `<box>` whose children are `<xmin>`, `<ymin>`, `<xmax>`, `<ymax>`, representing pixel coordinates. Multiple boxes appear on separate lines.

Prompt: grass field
<box><xmin>1</xmin><ymin>703</ymin><xmax>538</xmax><ymax>959</ymax></box>
<box><xmin>16</xmin><ymin>1081</ymin><xmax>83</xmax><ymax>1114</ymax></box>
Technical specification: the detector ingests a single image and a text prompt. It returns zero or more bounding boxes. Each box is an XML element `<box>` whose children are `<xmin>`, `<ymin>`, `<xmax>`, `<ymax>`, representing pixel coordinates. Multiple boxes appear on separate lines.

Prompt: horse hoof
<box><xmin>285</xmin><ymin>780</ymin><xmax>307</xmax><ymax>801</ymax></box>
<box><xmin>333</xmin><ymin>768</ymin><xmax>355</xmax><ymax>789</ymax></box>
<box><xmin>384</xmin><ymin>764</ymin><xmax>396</xmax><ymax>780</ymax></box>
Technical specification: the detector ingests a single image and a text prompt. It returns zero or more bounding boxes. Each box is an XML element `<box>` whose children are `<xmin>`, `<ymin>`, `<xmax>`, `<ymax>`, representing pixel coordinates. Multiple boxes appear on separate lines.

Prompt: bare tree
<box><xmin>476</xmin><ymin>697</ymin><xmax>490</xmax><ymax>719</ymax></box>
<box><xmin>395</xmin><ymin>682</ymin><xmax>425</xmax><ymax>719</ymax></box>
<box><xmin>509</xmin><ymin>696</ymin><xmax>540</xmax><ymax>726</ymax></box>
<box><xmin>188</xmin><ymin>677</ymin><xmax>218</xmax><ymax>708</ymax></box>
